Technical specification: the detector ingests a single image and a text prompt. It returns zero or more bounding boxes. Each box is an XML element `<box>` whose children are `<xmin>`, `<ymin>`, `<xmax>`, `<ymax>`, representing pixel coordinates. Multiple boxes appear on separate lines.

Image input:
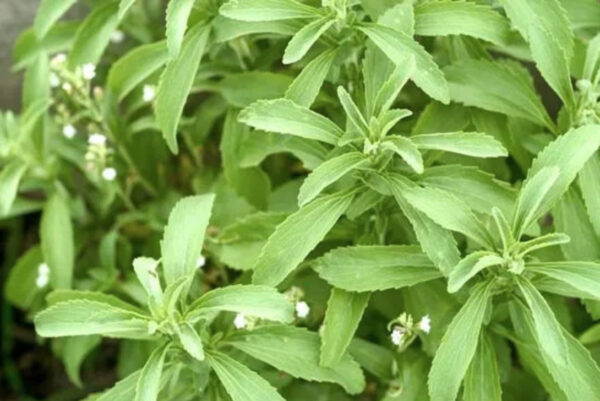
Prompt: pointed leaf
<box><xmin>134</xmin><ymin>343</ymin><xmax>169</xmax><ymax>401</ymax></box>
<box><xmin>166</xmin><ymin>0</ymin><xmax>196</xmax><ymax>59</ymax></box>
<box><xmin>219</xmin><ymin>0</ymin><xmax>320</xmax><ymax>21</ymax></box>
<box><xmin>177</xmin><ymin>323</ymin><xmax>205</xmax><ymax>361</ymax></box>
<box><xmin>34</xmin><ymin>0</ymin><xmax>77</xmax><ymax>39</ymax></box>
<box><xmin>463</xmin><ymin>333</ymin><xmax>502</xmax><ymax>401</ymax></box>
<box><xmin>68</xmin><ymin>2</ymin><xmax>119</xmax><ymax>67</ymax></box>
<box><xmin>41</xmin><ymin>193</ymin><xmax>74</xmax><ymax>289</ymax></box>
<box><xmin>411</xmin><ymin>131</ymin><xmax>507</xmax><ymax>158</ymax></box>
<box><xmin>528</xmin><ymin>261</ymin><xmax>600</xmax><ymax>301</ymax></box>
<box><xmin>286</xmin><ymin>48</ymin><xmax>338</xmax><ymax>107</ymax></box>
<box><xmin>448</xmin><ymin>252</ymin><xmax>504</xmax><ymax>293</ymax></box>
<box><xmin>382</xmin><ymin>136</ymin><xmax>423</xmax><ymax>174</ymax></box>
<box><xmin>0</xmin><ymin>161</ymin><xmax>27</xmax><ymax>215</ymax></box>
<box><xmin>283</xmin><ymin>17</ymin><xmax>334</xmax><ymax>64</ymax></box>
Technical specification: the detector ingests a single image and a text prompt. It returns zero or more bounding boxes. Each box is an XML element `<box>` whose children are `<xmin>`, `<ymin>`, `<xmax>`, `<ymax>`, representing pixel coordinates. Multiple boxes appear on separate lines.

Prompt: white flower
<box><xmin>295</xmin><ymin>301</ymin><xmax>310</xmax><ymax>318</ymax></box>
<box><xmin>102</xmin><ymin>167</ymin><xmax>117</xmax><ymax>181</ymax></box>
<box><xmin>110</xmin><ymin>30</ymin><xmax>125</xmax><ymax>43</ymax></box>
<box><xmin>143</xmin><ymin>85</ymin><xmax>156</xmax><ymax>103</ymax></box>
<box><xmin>62</xmin><ymin>124</ymin><xmax>76</xmax><ymax>139</ymax></box>
<box><xmin>419</xmin><ymin>315</ymin><xmax>431</xmax><ymax>334</ymax></box>
<box><xmin>50</xmin><ymin>73</ymin><xmax>60</xmax><ymax>88</ymax></box>
<box><xmin>50</xmin><ymin>53</ymin><xmax>66</xmax><ymax>67</ymax></box>
<box><xmin>82</xmin><ymin>63</ymin><xmax>96</xmax><ymax>80</ymax></box>
<box><xmin>233</xmin><ymin>313</ymin><xmax>247</xmax><ymax>329</ymax></box>
<box><xmin>36</xmin><ymin>263</ymin><xmax>50</xmax><ymax>288</ymax></box>
<box><xmin>62</xmin><ymin>82</ymin><xmax>72</xmax><ymax>93</ymax></box>
<box><xmin>88</xmin><ymin>133</ymin><xmax>107</xmax><ymax>146</ymax></box>
<box><xmin>390</xmin><ymin>326</ymin><xmax>404</xmax><ymax>345</ymax></box>
<box><xmin>196</xmin><ymin>255</ymin><xmax>206</xmax><ymax>268</ymax></box>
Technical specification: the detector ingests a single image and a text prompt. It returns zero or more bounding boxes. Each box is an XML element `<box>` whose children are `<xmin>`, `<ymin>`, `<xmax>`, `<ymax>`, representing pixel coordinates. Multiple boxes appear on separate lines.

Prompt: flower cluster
<box><xmin>388</xmin><ymin>313</ymin><xmax>431</xmax><ymax>351</ymax></box>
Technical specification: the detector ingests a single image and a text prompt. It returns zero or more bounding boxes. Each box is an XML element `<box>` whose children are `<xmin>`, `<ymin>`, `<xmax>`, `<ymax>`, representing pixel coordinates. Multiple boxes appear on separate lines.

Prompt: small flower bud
<box><xmin>102</xmin><ymin>167</ymin><xmax>117</xmax><ymax>181</ymax></box>
<box><xmin>110</xmin><ymin>30</ymin><xmax>125</xmax><ymax>43</ymax></box>
<box><xmin>143</xmin><ymin>85</ymin><xmax>156</xmax><ymax>103</ymax></box>
<box><xmin>82</xmin><ymin>63</ymin><xmax>96</xmax><ymax>80</ymax></box>
<box><xmin>418</xmin><ymin>315</ymin><xmax>431</xmax><ymax>334</ymax></box>
<box><xmin>295</xmin><ymin>301</ymin><xmax>310</xmax><ymax>318</ymax></box>
<box><xmin>390</xmin><ymin>326</ymin><xmax>404</xmax><ymax>345</ymax></box>
<box><xmin>196</xmin><ymin>255</ymin><xmax>206</xmax><ymax>268</ymax></box>
<box><xmin>233</xmin><ymin>313</ymin><xmax>247</xmax><ymax>329</ymax></box>
<box><xmin>62</xmin><ymin>124</ymin><xmax>77</xmax><ymax>139</ymax></box>
<box><xmin>50</xmin><ymin>53</ymin><xmax>67</xmax><ymax>67</ymax></box>
<box><xmin>50</xmin><ymin>73</ymin><xmax>60</xmax><ymax>88</ymax></box>
<box><xmin>36</xmin><ymin>263</ymin><xmax>50</xmax><ymax>288</ymax></box>
<box><xmin>62</xmin><ymin>82</ymin><xmax>73</xmax><ymax>93</ymax></box>
<box><xmin>88</xmin><ymin>133</ymin><xmax>107</xmax><ymax>146</ymax></box>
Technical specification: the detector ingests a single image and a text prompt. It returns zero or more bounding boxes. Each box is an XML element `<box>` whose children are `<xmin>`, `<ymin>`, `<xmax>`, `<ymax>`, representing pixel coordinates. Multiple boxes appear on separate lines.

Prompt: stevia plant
<box><xmin>2</xmin><ymin>0</ymin><xmax>600</xmax><ymax>400</ymax></box>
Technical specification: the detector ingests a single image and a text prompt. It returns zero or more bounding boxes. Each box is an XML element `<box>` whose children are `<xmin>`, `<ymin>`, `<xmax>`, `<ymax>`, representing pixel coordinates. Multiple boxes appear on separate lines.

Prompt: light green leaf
<box><xmin>34</xmin><ymin>300</ymin><xmax>151</xmax><ymax>339</ymax></box>
<box><xmin>320</xmin><ymin>289</ymin><xmax>370</xmax><ymax>367</ymax></box>
<box><xmin>213</xmin><ymin>16</ymin><xmax>301</xmax><ymax>42</ymax></box>
<box><xmin>134</xmin><ymin>343</ymin><xmax>169</xmax><ymax>401</ymax></box>
<box><xmin>166</xmin><ymin>0</ymin><xmax>196</xmax><ymax>59</ymax></box>
<box><xmin>377</xmin><ymin>2</ymin><xmax>414</xmax><ymax>36</ymax></box>
<box><xmin>527</xmin><ymin>125</ymin><xmax>600</xmax><ymax>223</ymax></box>
<box><xmin>228</xmin><ymin>325</ymin><xmax>365</xmax><ymax>394</ymax></box>
<box><xmin>219</xmin><ymin>72</ymin><xmax>293</xmax><ymax>108</ymax></box>
<box><xmin>62</xmin><ymin>335</ymin><xmax>101</xmax><ymax>387</ymax></box>
<box><xmin>41</xmin><ymin>193</ymin><xmax>74</xmax><ymax>289</ymax></box>
<box><xmin>528</xmin><ymin>261</ymin><xmax>600</xmax><ymax>301</ymax></box>
<box><xmin>206</xmin><ymin>350</ymin><xmax>285</xmax><ymax>401</ymax></box>
<box><xmin>428</xmin><ymin>281</ymin><xmax>494</xmax><ymax>401</ymax></box>
<box><xmin>132</xmin><ymin>257</ymin><xmax>163</xmax><ymax>308</ymax></box>
<box><xmin>286</xmin><ymin>48</ymin><xmax>338</xmax><ymax>107</ymax></box>
<box><xmin>0</xmin><ymin>161</ymin><xmax>27</xmax><ymax>215</ymax></box>
<box><xmin>155</xmin><ymin>23</ymin><xmax>210</xmax><ymax>153</ymax></box>
<box><xmin>161</xmin><ymin>194</ymin><xmax>215</xmax><ymax>285</ymax></box>
<box><xmin>186</xmin><ymin>284</ymin><xmax>294</xmax><ymax>323</ymax></box>
<box><xmin>444</xmin><ymin>59</ymin><xmax>554</xmax><ymax>131</ymax></box>
<box><xmin>177</xmin><ymin>323</ymin><xmax>205</xmax><ymax>361</ymax></box>
<box><xmin>410</xmin><ymin>131</ymin><xmax>507</xmax><ymax>158</ymax></box>
<box><xmin>347</xmin><ymin>338</ymin><xmax>395</xmax><ymax>381</ymax></box>
<box><xmin>298</xmin><ymin>152</ymin><xmax>368</xmax><ymax>207</ymax></box>
<box><xmin>34</xmin><ymin>0</ymin><xmax>77</xmax><ymax>39</ymax></box>
<box><xmin>239</xmin><ymin>98</ymin><xmax>343</xmax><ymax>145</ymax></box>
<box><xmin>402</xmin><ymin>186</ymin><xmax>493</xmax><ymax>248</ymax></box>
<box><xmin>5</xmin><ymin>246</ymin><xmax>43</xmax><ymax>310</ymax></box>
<box><xmin>359</xmin><ymin>24</ymin><xmax>450</xmax><ymax>104</ymax></box>
<box><xmin>516</xmin><ymin>232</ymin><xmax>570</xmax><ymax>257</ymax></box>
<box><xmin>314</xmin><ymin>245</ymin><xmax>441</xmax><ymax>292</ymax></box>
<box><xmin>578</xmin><ymin>154</ymin><xmax>600</xmax><ymax>238</ymax></box>
<box><xmin>512</xmin><ymin>167</ymin><xmax>560</xmax><ymax>238</ymax></box>
<box><xmin>252</xmin><ymin>189</ymin><xmax>355</xmax><ymax>286</ymax></box>
<box><xmin>382</xmin><ymin>135</ymin><xmax>423</xmax><ymax>174</ymax></box>
<box><xmin>118</xmin><ymin>0</ymin><xmax>137</xmax><ymax>19</ymax></box>
<box><xmin>68</xmin><ymin>2</ymin><xmax>119</xmax><ymax>67</ymax></box>
<box><xmin>219</xmin><ymin>0</ymin><xmax>320</xmax><ymax>21</ymax></box>
<box><xmin>420</xmin><ymin>165</ymin><xmax>515</xmax><ymax>217</ymax></box>
<box><xmin>463</xmin><ymin>333</ymin><xmax>502</xmax><ymax>401</ymax></box>
<box><xmin>46</xmin><ymin>290</ymin><xmax>148</xmax><ymax>315</ymax></box>
<box><xmin>373</xmin><ymin>58</ymin><xmax>415</xmax><ymax>116</ymax></box>
<box><xmin>414</xmin><ymin>1</ymin><xmax>510</xmax><ymax>45</ymax></box>
<box><xmin>516</xmin><ymin>277</ymin><xmax>568</xmax><ymax>366</ymax></box>
<box><xmin>498</xmin><ymin>0</ymin><xmax>575</xmax><ymax>108</ymax></box>
<box><xmin>283</xmin><ymin>17</ymin><xmax>334</xmax><ymax>64</ymax></box>
<box><xmin>108</xmin><ymin>41</ymin><xmax>168</xmax><ymax>101</ymax></box>
<box><xmin>337</xmin><ymin>86</ymin><xmax>369</xmax><ymax>137</ymax></box>
<box><xmin>387</xmin><ymin>174</ymin><xmax>461</xmax><ymax>275</ymax></box>
<box><xmin>447</xmin><ymin>252</ymin><xmax>504</xmax><ymax>293</ymax></box>
<box><xmin>96</xmin><ymin>370</ymin><xmax>141</xmax><ymax>401</ymax></box>
<box><xmin>221</xmin><ymin>111</ymin><xmax>271</xmax><ymax>209</ymax></box>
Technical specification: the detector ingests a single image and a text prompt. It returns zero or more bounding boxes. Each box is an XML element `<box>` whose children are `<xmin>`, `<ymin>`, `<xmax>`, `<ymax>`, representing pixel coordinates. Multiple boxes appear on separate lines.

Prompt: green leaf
<box><xmin>221</xmin><ymin>111</ymin><xmax>271</xmax><ymax>209</ymax></box>
<box><xmin>347</xmin><ymin>338</ymin><xmax>395</xmax><ymax>381</ymax></box>
<box><xmin>239</xmin><ymin>99</ymin><xmax>343</xmax><ymax>145</ymax></box>
<box><xmin>219</xmin><ymin>0</ymin><xmax>320</xmax><ymax>21</ymax></box>
<box><xmin>337</xmin><ymin>86</ymin><xmax>369</xmax><ymax>137</ymax></box>
<box><xmin>62</xmin><ymin>335</ymin><xmax>101</xmax><ymax>387</ymax></box>
<box><xmin>155</xmin><ymin>23</ymin><xmax>210</xmax><ymax>153</ymax></box>
<box><xmin>314</xmin><ymin>245</ymin><xmax>441</xmax><ymax>292</ymax></box>
<box><xmin>444</xmin><ymin>59</ymin><xmax>554</xmax><ymax>131</ymax></box>
<box><xmin>108</xmin><ymin>41</ymin><xmax>169</xmax><ymax>101</ymax></box>
<box><xmin>516</xmin><ymin>232</ymin><xmax>570</xmax><ymax>257</ymax></box>
<box><xmin>516</xmin><ymin>277</ymin><xmax>568</xmax><ymax>366</ymax></box>
<box><xmin>447</xmin><ymin>252</ymin><xmax>504</xmax><ymax>293</ymax></box>
<box><xmin>41</xmin><ymin>193</ymin><xmax>74</xmax><ymax>289</ymax></box>
<box><xmin>206</xmin><ymin>350</ymin><xmax>285</xmax><ymax>401</ymax></box>
<box><xmin>283</xmin><ymin>17</ymin><xmax>334</xmax><ymax>64</ymax></box>
<box><xmin>286</xmin><ymin>48</ymin><xmax>338</xmax><ymax>107</ymax></box>
<box><xmin>387</xmin><ymin>174</ymin><xmax>461</xmax><ymax>275</ymax></box>
<box><xmin>219</xmin><ymin>72</ymin><xmax>293</xmax><ymax>108</ymax></box>
<box><xmin>186</xmin><ymin>284</ymin><xmax>294</xmax><ymax>323</ymax></box>
<box><xmin>420</xmin><ymin>165</ymin><xmax>515</xmax><ymax>217</ymax></box>
<box><xmin>5</xmin><ymin>246</ymin><xmax>43</xmax><ymax>310</ymax></box>
<box><xmin>359</xmin><ymin>24</ymin><xmax>450</xmax><ymax>104</ymax></box>
<box><xmin>252</xmin><ymin>189</ymin><xmax>355</xmax><ymax>286</ymax></box>
<box><xmin>373</xmin><ymin>58</ymin><xmax>415</xmax><ymax>116</ymax></box>
<box><xmin>578</xmin><ymin>154</ymin><xmax>600</xmax><ymax>238</ymax></box>
<box><xmin>161</xmin><ymin>194</ymin><xmax>214</xmax><ymax>285</ymax></box>
<box><xmin>463</xmin><ymin>333</ymin><xmax>502</xmax><ymax>401</ymax></box>
<box><xmin>0</xmin><ymin>161</ymin><xmax>27</xmax><ymax>215</ymax></box>
<box><xmin>46</xmin><ymin>290</ymin><xmax>148</xmax><ymax>315</ymax></box>
<box><xmin>414</xmin><ymin>1</ymin><xmax>510</xmax><ymax>46</ymax></box>
<box><xmin>528</xmin><ymin>261</ymin><xmax>600</xmax><ymax>301</ymax></box>
<box><xmin>298</xmin><ymin>152</ymin><xmax>368</xmax><ymax>207</ymax></box>
<box><xmin>176</xmin><ymin>323</ymin><xmax>205</xmax><ymax>361</ymax></box>
<box><xmin>68</xmin><ymin>2</ymin><xmax>119</xmax><ymax>67</ymax></box>
<box><xmin>512</xmin><ymin>167</ymin><xmax>560</xmax><ymax>238</ymax></box>
<box><xmin>228</xmin><ymin>325</ymin><xmax>365</xmax><ymax>394</ymax></box>
<box><xmin>381</xmin><ymin>135</ymin><xmax>424</xmax><ymax>174</ymax></box>
<box><xmin>498</xmin><ymin>0</ymin><xmax>575</xmax><ymax>109</ymax></box>
<box><xmin>34</xmin><ymin>300</ymin><xmax>151</xmax><ymax>339</ymax></box>
<box><xmin>410</xmin><ymin>131</ymin><xmax>507</xmax><ymax>158</ymax></box>
<box><xmin>402</xmin><ymin>186</ymin><xmax>492</xmax><ymax>248</ymax></box>
<box><xmin>34</xmin><ymin>0</ymin><xmax>77</xmax><ymax>39</ymax></box>
<box><xmin>134</xmin><ymin>343</ymin><xmax>169</xmax><ymax>401</ymax></box>
<box><xmin>526</xmin><ymin>125</ymin><xmax>600</xmax><ymax>222</ymax></box>
<box><xmin>118</xmin><ymin>0</ymin><xmax>137</xmax><ymax>19</ymax></box>
<box><xmin>132</xmin><ymin>257</ymin><xmax>163</xmax><ymax>308</ymax></box>
<box><xmin>96</xmin><ymin>370</ymin><xmax>141</xmax><ymax>401</ymax></box>
<box><xmin>320</xmin><ymin>289</ymin><xmax>370</xmax><ymax>367</ymax></box>
<box><xmin>166</xmin><ymin>0</ymin><xmax>196</xmax><ymax>59</ymax></box>
<box><xmin>428</xmin><ymin>281</ymin><xmax>494</xmax><ymax>401</ymax></box>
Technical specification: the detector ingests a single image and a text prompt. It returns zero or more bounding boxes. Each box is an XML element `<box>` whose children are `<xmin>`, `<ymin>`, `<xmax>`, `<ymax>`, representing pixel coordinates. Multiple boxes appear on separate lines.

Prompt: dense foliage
<box><xmin>3</xmin><ymin>0</ymin><xmax>600</xmax><ymax>400</ymax></box>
